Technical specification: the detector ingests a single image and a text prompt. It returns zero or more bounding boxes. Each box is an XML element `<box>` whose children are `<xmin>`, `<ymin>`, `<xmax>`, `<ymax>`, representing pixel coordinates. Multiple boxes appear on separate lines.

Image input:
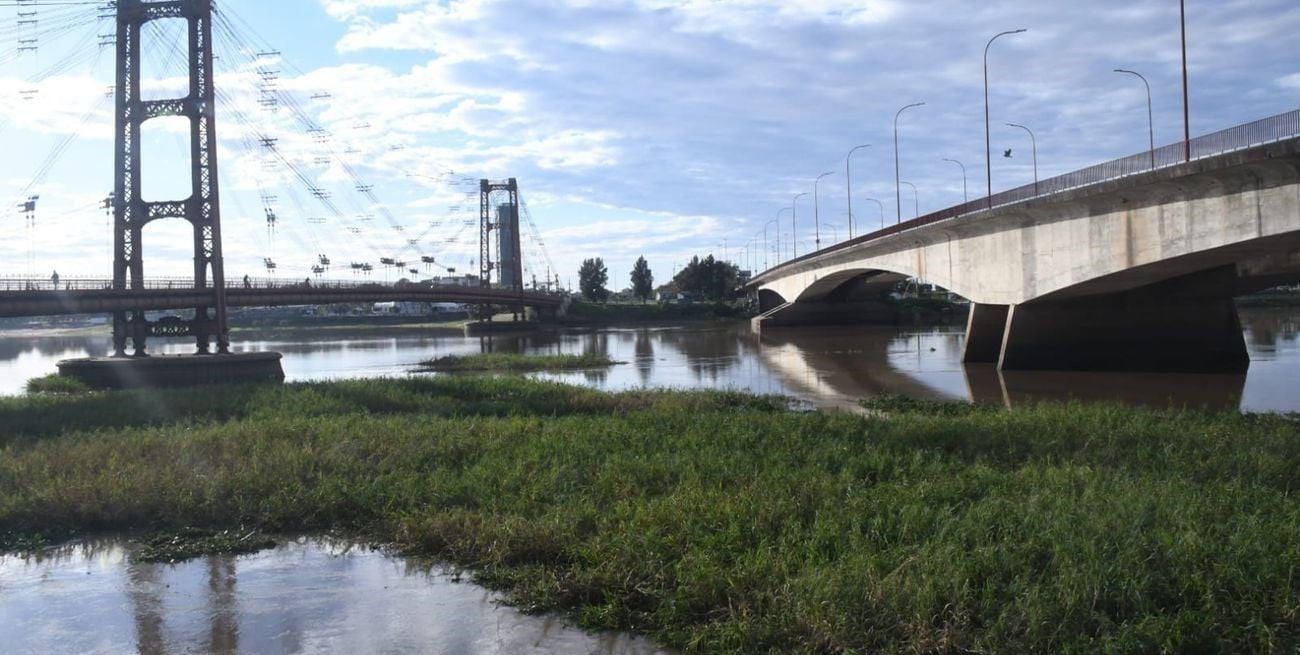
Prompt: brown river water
<box><xmin>0</xmin><ymin>306</ymin><xmax>1296</xmax><ymax>412</ymax></box>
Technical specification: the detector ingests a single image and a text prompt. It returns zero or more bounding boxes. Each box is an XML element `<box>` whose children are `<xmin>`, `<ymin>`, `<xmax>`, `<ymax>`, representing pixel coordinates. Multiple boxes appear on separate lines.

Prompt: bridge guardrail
<box><xmin>758</xmin><ymin>108</ymin><xmax>1300</xmax><ymax>279</ymax></box>
<box><xmin>0</xmin><ymin>276</ymin><xmax>560</xmax><ymax>297</ymax></box>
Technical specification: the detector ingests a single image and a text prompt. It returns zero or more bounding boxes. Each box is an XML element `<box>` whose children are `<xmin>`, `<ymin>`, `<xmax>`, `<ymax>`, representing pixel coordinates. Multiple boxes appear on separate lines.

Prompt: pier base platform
<box><xmin>57</xmin><ymin>352</ymin><xmax>285</xmax><ymax>390</ymax></box>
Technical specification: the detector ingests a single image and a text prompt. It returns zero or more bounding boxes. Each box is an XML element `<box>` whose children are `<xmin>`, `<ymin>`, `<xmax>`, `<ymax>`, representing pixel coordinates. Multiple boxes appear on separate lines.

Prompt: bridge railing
<box><xmin>0</xmin><ymin>275</ymin><xmax>558</xmax><ymax>296</ymax></box>
<box><xmin>761</xmin><ymin>108</ymin><xmax>1300</xmax><ymax>278</ymax></box>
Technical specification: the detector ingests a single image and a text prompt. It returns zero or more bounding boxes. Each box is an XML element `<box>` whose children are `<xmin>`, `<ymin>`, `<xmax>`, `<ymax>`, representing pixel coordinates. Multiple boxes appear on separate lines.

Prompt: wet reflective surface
<box><xmin>0</xmin><ymin>539</ymin><xmax>671</xmax><ymax>655</ymax></box>
<box><xmin>0</xmin><ymin>307</ymin><xmax>1296</xmax><ymax>412</ymax></box>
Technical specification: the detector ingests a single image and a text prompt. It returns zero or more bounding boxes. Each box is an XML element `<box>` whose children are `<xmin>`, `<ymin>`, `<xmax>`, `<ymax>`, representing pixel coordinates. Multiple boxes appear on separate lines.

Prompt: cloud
<box><xmin>2</xmin><ymin>0</ymin><xmax>1298</xmax><ymax>284</ymax></box>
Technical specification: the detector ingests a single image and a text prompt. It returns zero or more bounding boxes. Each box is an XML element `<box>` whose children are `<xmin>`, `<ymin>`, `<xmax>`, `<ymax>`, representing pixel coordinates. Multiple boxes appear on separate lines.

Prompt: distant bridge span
<box><xmin>0</xmin><ymin>277</ymin><xmax>562</xmax><ymax>319</ymax></box>
<box><xmin>748</xmin><ymin>111</ymin><xmax>1300</xmax><ymax>372</ymax></box>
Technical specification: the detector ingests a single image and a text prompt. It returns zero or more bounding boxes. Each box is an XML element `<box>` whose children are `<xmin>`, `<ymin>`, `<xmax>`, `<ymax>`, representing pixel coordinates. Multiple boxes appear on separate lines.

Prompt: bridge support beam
<box><xmin>961</xmin><ymin>303</ymin><xmax>1009</xmax><ymax>363</ymax></box>
<box><xmin>998</xmin><ymin>295</ymin><xmax>1249</xmax><ymax>373</ymax></box>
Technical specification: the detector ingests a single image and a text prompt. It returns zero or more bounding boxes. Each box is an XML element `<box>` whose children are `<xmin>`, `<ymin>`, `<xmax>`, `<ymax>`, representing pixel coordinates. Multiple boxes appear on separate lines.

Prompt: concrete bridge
<box><xmin>748</xmin><ymin>110</ymin><xmax>1300</xmax><ymax>372</ymax></box>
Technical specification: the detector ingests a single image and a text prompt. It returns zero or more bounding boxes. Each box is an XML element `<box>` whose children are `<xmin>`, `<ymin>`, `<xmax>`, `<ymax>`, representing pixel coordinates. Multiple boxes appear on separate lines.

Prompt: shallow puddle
<box><xmin>0</xmin><ymin>539</ymin><xmax>672</xmax><ymax>654</ymax></box>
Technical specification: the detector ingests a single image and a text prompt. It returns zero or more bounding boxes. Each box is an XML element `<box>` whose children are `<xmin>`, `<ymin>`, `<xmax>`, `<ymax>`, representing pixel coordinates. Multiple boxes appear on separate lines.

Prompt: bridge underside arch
<box><xmin>794</xmin><ymin>269</ymin><xmax>911</xmax><ymax>303</ymax></box>
<box><xmin>757</xmin><ymin>289</ymin><xmax>788</xmax><ymax>314</ymax></box>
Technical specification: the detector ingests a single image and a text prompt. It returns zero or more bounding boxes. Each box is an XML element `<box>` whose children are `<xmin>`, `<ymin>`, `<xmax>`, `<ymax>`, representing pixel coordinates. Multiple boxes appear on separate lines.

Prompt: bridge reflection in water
<box><xmin>0</xmin><ymin>308</ymin><xmax>1293</xmax><ymax>412</ymax></box>
<box><xmin>749</xmin><ymin>315</ymin><xmax>1298</xmax><ymax>412</ymax></box>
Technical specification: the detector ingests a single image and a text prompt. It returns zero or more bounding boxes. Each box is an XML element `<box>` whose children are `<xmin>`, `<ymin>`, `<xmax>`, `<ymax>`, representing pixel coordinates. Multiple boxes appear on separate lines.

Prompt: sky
<box><xmin>1</xmin><ymin>0</ymin><xmax>1298</xmax><ymax>291</ymax></box>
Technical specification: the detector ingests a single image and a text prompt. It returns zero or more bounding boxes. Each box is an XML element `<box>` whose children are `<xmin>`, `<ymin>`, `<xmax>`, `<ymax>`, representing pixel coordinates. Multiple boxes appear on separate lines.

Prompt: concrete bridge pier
<box><xmin>997</xmin><ymin>295</ymin><xmax>1249</xmax><ymax>373</ymax></box>
<box><xmin>961</xmin><ymin>304</ymin><xmax>1010</xmax><ymax>363</ymax></box>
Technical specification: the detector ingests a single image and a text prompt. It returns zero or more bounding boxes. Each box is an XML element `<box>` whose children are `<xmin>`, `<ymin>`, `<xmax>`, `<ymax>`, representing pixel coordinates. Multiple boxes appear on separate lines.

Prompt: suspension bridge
<box><xmin>0</xmin><ymin>0</ymin><xmax>562</xmax><ymax>362</ymax></box>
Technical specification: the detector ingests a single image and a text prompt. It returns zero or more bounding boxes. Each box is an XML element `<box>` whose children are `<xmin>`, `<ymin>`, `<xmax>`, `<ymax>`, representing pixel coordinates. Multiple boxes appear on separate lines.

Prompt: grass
<box><xmin>133</xmin><ymin>527</ymin><xmax>278</xmax><ymax>563</ymax></box>
<box><xmin>1</xmin><ymin>377</ymin><xmax>1298</xmax><ymax>653</ymax></box>
<box><xmin>24</xmin><ymin>374</ymin><xmax>90</xmax><ymax>395</ymax></box>
<box><xmin>419</xmin><ymin>352</ymin><xmax>619</xmax><ymax>372</ymax></box>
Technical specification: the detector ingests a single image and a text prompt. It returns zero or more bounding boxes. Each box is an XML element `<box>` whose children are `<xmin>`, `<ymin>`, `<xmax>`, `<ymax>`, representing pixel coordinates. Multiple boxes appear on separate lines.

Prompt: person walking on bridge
<box><xmin>50</xmin><ymin>271</ymin><xmax>59</xmax><ymax>290</ymax></box>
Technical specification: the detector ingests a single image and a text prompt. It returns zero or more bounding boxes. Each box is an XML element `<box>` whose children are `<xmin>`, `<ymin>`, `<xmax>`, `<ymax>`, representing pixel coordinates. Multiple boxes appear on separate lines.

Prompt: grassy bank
<box><xmin>419</xmin><ymin>352</ymin><xmax>618</xmax><ymax>372</ymax></box>
<box><xmin>1</xmin><ymin>378</ymin><xmax>1298</xmax><ymax>653</ymax></box>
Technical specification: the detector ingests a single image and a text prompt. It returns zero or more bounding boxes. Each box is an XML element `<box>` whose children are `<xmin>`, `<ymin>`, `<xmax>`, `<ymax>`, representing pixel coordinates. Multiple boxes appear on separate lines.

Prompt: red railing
<box><xmin>760</xmin><ymin>108</ymin><xmax>1300</xmax><ymax>278</ymax></box>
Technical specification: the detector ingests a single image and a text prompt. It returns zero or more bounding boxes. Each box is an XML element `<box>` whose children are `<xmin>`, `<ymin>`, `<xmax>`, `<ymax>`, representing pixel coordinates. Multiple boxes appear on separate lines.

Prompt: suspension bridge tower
<box><xmin>112</xmin><ymin>0</ymin><xmax>230</xmax><ymax>357</ymax></box>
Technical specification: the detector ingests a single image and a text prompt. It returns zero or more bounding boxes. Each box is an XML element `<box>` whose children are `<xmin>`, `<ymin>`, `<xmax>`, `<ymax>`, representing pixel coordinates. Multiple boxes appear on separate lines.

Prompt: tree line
<box><xmin>577</xmin><ymin>254</ymin><xmax>739</xmax><ymax>303</ymax></box>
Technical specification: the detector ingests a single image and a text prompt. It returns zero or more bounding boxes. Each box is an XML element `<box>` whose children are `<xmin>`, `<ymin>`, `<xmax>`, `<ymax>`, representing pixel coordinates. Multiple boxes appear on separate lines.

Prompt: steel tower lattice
<box><xmin>113</xmin><ymin>0</ymin><xmax>229</xmax><ymax>357</ymax></box>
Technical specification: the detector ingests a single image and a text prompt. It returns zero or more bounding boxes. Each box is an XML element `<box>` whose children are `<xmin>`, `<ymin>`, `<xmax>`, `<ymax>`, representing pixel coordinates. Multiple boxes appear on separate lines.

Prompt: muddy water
<box><xmin>0</xmin><ymin>306</ymin><xmax>1296</xmax><ymax>412</ymax></box>
<box><xmin>0</xmin><ymin>539</ymin><xmax>671</xmax><ymax>655</ymax></box>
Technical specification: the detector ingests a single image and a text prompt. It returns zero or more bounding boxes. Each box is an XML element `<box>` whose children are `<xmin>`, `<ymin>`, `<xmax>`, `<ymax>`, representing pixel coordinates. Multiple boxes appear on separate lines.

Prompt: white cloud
<box><xmin>2</xmin><ymin>0</ymin><xmax>1298</xmax><ymax>284</ymax></box>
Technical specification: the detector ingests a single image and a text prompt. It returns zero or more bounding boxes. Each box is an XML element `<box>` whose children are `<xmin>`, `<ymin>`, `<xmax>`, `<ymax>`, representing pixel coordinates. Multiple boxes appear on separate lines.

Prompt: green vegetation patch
<box><xmin>133</xmin><ymin>528</ymin><xmax>278</xmax><ymax>563</ymax></box>
<box><xmin>419</xmin><ymin>352</ymin><xmax>619</xmax><ymax>372</ymax></box>
<box><xmin>24</xmin><ymin>374</ymin><xmax>90</xmax><ymax>395</ymax></box>
<box><xmin>1</xmin><ymin>377</ymin><xmax>1298</xmax><ymax>653</ymax></box>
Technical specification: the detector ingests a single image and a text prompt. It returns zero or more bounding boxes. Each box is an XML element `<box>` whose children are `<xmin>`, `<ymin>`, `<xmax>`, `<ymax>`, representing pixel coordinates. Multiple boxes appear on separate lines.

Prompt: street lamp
<box><xmin>791</xmin><ymin>192</ymin><xmax>808</xmax><ymax>259</ymax></box>
<box><xmin>845</xmin><ymin>144</ymin><xmax>871</xmax><ymax>239</ymax></box>
<box><xmin>775</xmin><ymin>207</ymin><xmax>790</xmax><ymax>263</ymax></box>
<box><xmin>984</xmin><ymin>28</ymin><xmax>1027</xmax><ymax>207</ymax></box>
<box><xmin>899</xmin><ymin>180</ymin><xmax>919</xmax><ymax>218</ymax></box>
<box><xmin>1005</xmin><ymin>123</ymin><xmax>1038</xmax><ymax>194</ymax></box>
<box><xmin>1114</xmin><ymin>68</ymin><xmax>1156</xmax><ymax>169</ymax></box>
<box><xmin>862</xmin><ymin>197</ymin><xmax>886</xmax><ymax>232</ymax></box>
<box><xmin>764</xmin><ymin>220</ymin><xmax>778</xmax><ymax>270</ymax></box>
<box><xmin>942</xmin><ymin>158</ymin><xmax>968</xmax><ymax>203</ymax></box>
<box><xmin>813</xmin><ymin>171</ymin><xmax>834</xmax><ymax>251</ymax></box>
<box><xmin>824</xmin><ymin>223</ymin><xmax>840</xmax><ymax>244</ymax></box>
<box><xmin>1180</xmin><ymin>0</ymin><xmax>1190</xmax><ymax>162</ymax></box>
<box><xmin>894</xmin><ymin>102</ymin><xmax>924</xmax><ymax>224</ymax></box>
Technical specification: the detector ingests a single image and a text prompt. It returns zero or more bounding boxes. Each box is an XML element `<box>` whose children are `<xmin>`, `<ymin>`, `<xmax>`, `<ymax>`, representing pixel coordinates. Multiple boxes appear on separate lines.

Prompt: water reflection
<box><xmin>0</xmin><ymin>540</ymin><xmax>672</xmax><ymax>655</ymax></box>
<box><xmin>0</xmin><ymin>307</ymin><xmax>1296</xmax><ymax>412</ymax></box>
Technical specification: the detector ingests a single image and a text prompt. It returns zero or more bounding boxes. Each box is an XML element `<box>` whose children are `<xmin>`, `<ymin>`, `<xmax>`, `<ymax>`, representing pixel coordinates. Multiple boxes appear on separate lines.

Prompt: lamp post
<box><xmin>845</xmin><ymin>144</ymin><xmax>871</xmax><ymax>239</ymax></box>
<box><xmin>1114</xmin><ymin>68</ymin><xmax>1156</xmax><ymax>169</ymax></box>
<box><xmin>1180</xmin><ymin>0</ymin><xmax>1190</xmax><ymax>162</ymax></box>
<box><xmin>984</xmin><ymin>28</ymin><xmax>1027</xmax><ymax>207</ymax></box>
<box><xmin>894</xmin><ymin>102</ymin><xmax>924</xmax><ymax>224</ymax></box>
<box><xmin>791</xmin><ymin>192</ymin><xmax>808</xmax><ymax>259</ymax></box>
<box><xmin>899</xmin><ymin>181</ymin><xmax>919</xmax><ymax>218</ymax></box>
<box><xmin>813</xmin><ymin>171</ymin><xmax>834</xmax><ymax>251</ymax></box>
<box><xmin>775</xmin><ymin>207</ymin><xmax>790</xmax><ymax>263</ymax></box>
<box><xmin>862</xmin><ymin>197</ymin><xmax>886</xmax><ymax>232</ymax></box>
<box><xmin>824</xmin><ymin>223</ymin><xmax>840</xmax><ymax>244</ymax></box>
<box><xmin>942</xmin><ymin>158</ymin><xmax>968</xmax><ymax>203</ymax></box>
<box><xmin>1006</xmin><ymin>123</ymin><xmax>1038</xmax><ymax>194</ymax></box>
<box><xmin>754</xmin><ymin>229</ymin><xmax>766</xmax><ymax>271</ymax></box>
<box><xmin>764</xmin><ymin>220</ymin><xmax>778</xmax><ymax>270</ymax></box>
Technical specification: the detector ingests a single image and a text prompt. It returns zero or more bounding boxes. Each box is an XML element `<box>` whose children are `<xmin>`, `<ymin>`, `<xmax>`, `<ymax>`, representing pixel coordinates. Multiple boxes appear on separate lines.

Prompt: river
<box><xmin>0</xmin><ymin>306</ymin><xmax>1296</xmax><ymax>413</ymax></box>
<box><xmin>0</xmin><ymin>539</ymin><xmax>669</xmax><ymax>655</ymax></box>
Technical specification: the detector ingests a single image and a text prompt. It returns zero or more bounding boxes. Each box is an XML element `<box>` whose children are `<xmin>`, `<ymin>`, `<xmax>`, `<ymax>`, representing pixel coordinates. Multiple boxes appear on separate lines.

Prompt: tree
<box><xmin>578</xmin><ymin>257</ymin><xmax>610</xmax><ymax>302</ymax></box>
<box><xmin>672</xmin><ymin>254</ymin><xmax>740</xmax><ymax>302</ymax></box>
<box><xmin>630</xmin><ymin>256</ymin><xmax>654</xmax><ymax>304</ymax></box>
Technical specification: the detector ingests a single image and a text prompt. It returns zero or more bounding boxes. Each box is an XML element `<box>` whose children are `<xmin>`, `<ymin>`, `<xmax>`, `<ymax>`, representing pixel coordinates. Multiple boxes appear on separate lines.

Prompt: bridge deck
<box><xmin>0</xmin><ymin>278</ymin><xmax>562</xmax><ymax>318</ymax></box>
<box><xmin>753</xmin><ymin>108</ymin><xmax>1300</xmax><ymax>286</ymax></box>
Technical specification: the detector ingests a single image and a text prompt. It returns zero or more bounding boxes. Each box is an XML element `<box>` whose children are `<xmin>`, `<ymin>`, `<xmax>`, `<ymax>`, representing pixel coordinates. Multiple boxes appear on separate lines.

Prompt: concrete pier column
<box><xmin>961</xmin><ymin>303</ymin><xmax>1009</xmax><ymax>363</ymax></box>
<box><xmin>998</xmin><ymin>296</ymin><xmax>1249</xmax><ymax>373</ymax></box>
